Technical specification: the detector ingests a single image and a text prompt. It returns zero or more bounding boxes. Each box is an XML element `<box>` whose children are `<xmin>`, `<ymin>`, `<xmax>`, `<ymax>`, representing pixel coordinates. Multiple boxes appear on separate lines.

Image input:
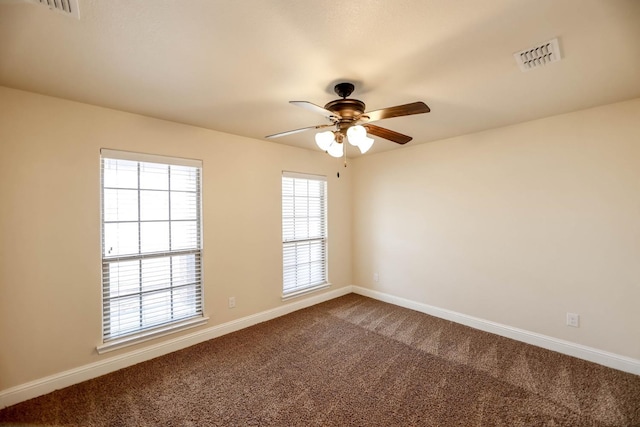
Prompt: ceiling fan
<box><xmin>266</xmin><ymin>82</ymin><xmax>430</xmax><ymax>157</ymax></box>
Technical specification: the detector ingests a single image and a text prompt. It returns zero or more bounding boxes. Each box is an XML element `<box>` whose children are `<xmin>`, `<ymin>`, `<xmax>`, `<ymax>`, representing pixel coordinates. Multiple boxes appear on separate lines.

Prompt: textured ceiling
<box><xmin>1</xmin><ymin>0</ymin><xmax>640</xmax><ymax>156</ymax></box>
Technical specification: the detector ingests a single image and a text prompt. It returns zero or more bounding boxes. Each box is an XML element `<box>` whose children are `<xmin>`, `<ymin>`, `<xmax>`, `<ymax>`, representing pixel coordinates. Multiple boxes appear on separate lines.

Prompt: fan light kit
<box><xmin>266</xmin><ymin>82</ymin><xmax>430</xmax><ymax>157</ymax></box>
<box><xmin>315</xmin><ymin>124</ymin><xmax>374</xmax><ymax>156</ymax></box>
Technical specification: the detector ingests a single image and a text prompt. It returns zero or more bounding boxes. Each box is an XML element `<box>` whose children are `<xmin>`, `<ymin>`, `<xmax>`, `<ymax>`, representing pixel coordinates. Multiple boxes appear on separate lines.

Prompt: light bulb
<box><xmin>357</xmin><ymin>136</ymin><xmax>374</xmax><ymax>154</ymax></box>
<box><xmin>327</xmin><ymin>141</ymin><xmax>344</xmax><ymax>158</ymax></box>
<box><xmin>315</xmin><ymin>131</ymin><xmax>335</xmax><ymax>151</ymax></box>
<box><xmin>347</xmin><ymin>125</ymin><xmax>366</xmax><ymax>146</ymax></box>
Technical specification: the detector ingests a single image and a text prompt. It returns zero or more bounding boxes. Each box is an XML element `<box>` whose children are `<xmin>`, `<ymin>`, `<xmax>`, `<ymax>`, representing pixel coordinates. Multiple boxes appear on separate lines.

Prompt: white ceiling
<box><xmin>2</xmin><ymin>0</ymin><xmax>640</xmax><ymax>156</ymax></box>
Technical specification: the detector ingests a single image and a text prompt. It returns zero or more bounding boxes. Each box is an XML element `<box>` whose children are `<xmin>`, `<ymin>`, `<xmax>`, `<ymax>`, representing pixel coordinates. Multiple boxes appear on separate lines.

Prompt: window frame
<box><xmin>98</xmin><ymin>149</ymin><xmax>207</xmax><ymax>353</ymax></box>
<box><xmin>281</xmin><ymin>171</ymin><xmax>329</xmax><ymax>299</ymax></box>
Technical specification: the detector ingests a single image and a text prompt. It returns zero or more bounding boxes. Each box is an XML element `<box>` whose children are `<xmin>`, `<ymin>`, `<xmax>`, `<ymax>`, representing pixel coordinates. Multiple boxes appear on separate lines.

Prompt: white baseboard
<box><xmin>352</xmin><ymin>286</ymin><xmax>640</xmax><ymax>376</ymax></box>
<box><xmin>4</xmin><ymin>284</ymin><xmax>637</xmax><ymax>409</ymax></box>
<box><xmin>0</xmin><ymin>285</ymin><xmax>353</xmax><ymax>410</ymax></box>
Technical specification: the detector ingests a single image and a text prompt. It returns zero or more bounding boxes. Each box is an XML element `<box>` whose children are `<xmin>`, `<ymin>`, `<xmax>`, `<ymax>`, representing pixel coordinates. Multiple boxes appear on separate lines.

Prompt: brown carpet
<box><xmin>1</xmin><ymin>294</ymin><xmax>639</xmax><ymax>426</ymax></box>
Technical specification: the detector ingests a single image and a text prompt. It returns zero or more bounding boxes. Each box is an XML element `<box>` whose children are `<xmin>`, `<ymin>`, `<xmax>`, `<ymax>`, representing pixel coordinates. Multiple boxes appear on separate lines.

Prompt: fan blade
<box><xmin>290</xmin><ymin>101</ymin><xmax>340</xmax><ymax>119</ymax></box>
<box><xmin>265</xmin><ymin>123</ymin><xmax>333</xmax><ymax>139</ymax></box>
<box><xmin>363</xmin><ymin>124</ymin><xmax>412</xmax><ymax>145</ymax></box>
<box><xmin>361</xmin><ymin>101</ymin><xmax>430</xmax><ymax>123</ymax></box>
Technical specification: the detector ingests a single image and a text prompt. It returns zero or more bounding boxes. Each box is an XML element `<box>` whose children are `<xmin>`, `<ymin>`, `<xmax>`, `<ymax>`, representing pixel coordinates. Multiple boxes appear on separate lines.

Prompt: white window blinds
<box><xmin>282</xmin><ymin>171</ymin><xmax>327</xmax><ymax>296</ymax></box>
<box><xmin>100</xmin><ymin>149</ymin><xmax>204</xmax><ymax>341</ymax></box>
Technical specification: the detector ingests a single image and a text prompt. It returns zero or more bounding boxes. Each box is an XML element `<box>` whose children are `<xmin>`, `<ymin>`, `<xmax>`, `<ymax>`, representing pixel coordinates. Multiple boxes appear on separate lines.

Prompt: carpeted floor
<box><xmin>1</xmin><ymin>294</ymin><xmax>639</xmax><ymax>426</ymax></box>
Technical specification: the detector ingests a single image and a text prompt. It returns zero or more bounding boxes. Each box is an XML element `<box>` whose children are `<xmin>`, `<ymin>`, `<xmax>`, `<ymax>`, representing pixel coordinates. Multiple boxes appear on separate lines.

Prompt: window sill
<box><xmin>281</xmin><ymin>283</ymin><xmax>331</xmax><ymax>301</ymax></box>
<box><xmin>96</xmin><ymin>316</ymin><xmax>209</xmax><ymax>354</ymax></box>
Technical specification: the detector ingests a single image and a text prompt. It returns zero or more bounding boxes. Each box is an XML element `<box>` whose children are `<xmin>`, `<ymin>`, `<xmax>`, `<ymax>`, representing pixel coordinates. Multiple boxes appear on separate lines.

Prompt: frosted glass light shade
<box><xmin>347</xmin><ymin>125</ymin><xmax>366</xmax><ymax>146</ymax></box>
<box><xmin>327</xmin><ymin>142</ymin><xmax>344</xmax><ymax>158</ymax></box>
<box><xmin>315</xmin><ymin>131</ymin><xmax>335</xmax><ymax>151</ymax></box>
<box><xmin>357</xmin><ymin>136</ymin><xmax>375</xmax><ymax>154</ymax></box>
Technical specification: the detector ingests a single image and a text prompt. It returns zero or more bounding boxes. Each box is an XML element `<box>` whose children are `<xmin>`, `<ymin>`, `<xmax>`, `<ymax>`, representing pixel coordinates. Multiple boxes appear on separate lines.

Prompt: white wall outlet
<box><xmin>228</xmin><ymin>297</ymin><xmax>236</xmax><ymax>309</ymax></box>
<box><xmin>566</xmin><ymin>312</ymin><xmax>579</xmax><ymax>327</ymax></box>
<box><xmin>373</xmin><ymin>272</ymin><xmax>379</xmax><ymax>282</ymax></box>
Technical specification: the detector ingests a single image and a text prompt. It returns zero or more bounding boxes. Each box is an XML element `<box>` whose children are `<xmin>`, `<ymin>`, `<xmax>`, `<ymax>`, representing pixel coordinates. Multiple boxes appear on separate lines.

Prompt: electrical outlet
<box><xmin>228</xmin><ymin>297</ymin><xmax>236</xmax><ymax>309</ymax></box>
<box><xmin>373</xmin><ymin>272</ymin><xmax>379</xmax><ymax>282</ymax></box>
<box><xmin>566</xmin><ymin>312</ymin><xmax>579</xmax><ymax>327</ymax></box>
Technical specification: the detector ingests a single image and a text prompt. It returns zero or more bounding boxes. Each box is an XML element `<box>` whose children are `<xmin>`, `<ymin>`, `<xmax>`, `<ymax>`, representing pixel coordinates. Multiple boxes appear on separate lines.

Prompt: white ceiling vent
<box><xmin>514</xmin><ymin>38</ymin><xmax>561</xmax><ymax>72</ymax></box>
<box><xmin>34</xmin><ymin>0</ymin><xmax>79</xmax><ymax>18</ymax></box>
<box><xmin>1</xmin><ymin>0</ymin><xmax>81</xmax><ymax>19</ymax></box>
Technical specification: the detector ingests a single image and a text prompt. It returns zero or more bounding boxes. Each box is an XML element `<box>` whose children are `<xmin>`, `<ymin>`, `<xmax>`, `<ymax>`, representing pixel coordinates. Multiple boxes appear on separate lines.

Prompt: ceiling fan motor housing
<box><xmin>324</xmin><ymin>99</ymin><xmax>366</xmax><ymax>120</ymax></box>
<box><xmin>325</xmin><ymin>99</ymin><xmax>366</xmax><ymax>135</ymax></box>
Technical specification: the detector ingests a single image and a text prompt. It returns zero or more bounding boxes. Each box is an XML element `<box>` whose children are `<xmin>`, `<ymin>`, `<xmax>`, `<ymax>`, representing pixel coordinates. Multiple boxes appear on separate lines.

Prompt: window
<box><xmin>281</xmin><ymin>171</ymin><xmax>328</xmax><ymax>297</ymax></box>
<box><xmin>100</xmin><ymin>149</ymin><xmax>205</xmax><ymax>347</ymax></box>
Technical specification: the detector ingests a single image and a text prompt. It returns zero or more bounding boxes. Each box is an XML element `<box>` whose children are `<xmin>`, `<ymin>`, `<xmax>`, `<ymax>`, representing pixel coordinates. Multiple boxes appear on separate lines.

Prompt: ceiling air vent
<box><xmin>1</xmin><ymin>0</ymin><xmax>81</xmax><ymax>19</ymax></box>
<box><xmin>34</xmin><ymin>0</ymin><xmax>79</xmax><ymax>18</ymax></box>
<box><xmin>514</xmin><ymin>38</ymin><xmax>561</xmax><ymax>72</ymax></box>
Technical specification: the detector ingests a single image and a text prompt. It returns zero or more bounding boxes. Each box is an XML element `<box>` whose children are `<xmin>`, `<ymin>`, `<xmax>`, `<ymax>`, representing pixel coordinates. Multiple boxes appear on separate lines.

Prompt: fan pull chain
<box><xmin>344</xmin><ymin>138</ymin><xmax>347</xmax><ymax>168</ymax></box>
<box><xmin>337</xmin><ymin>140</ymin><xmax>347</xmax><ymax>178</ymax></box>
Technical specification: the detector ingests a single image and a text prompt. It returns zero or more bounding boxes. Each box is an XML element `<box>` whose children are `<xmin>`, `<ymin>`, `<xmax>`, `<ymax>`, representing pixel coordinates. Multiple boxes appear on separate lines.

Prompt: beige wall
<box><xmin>0</xmin><ymin>87</ymin><xmax>352</xmax><ymax>390</ymax></box>
<box><xmin>352</xmin><ymin>97</ymin><xmax>640</xmax><ymax>360</ymax></box>
<box><xmin>2</xmin><ymin>85</ymin><xmax>639</xmax><ymax>393</ymax></box>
